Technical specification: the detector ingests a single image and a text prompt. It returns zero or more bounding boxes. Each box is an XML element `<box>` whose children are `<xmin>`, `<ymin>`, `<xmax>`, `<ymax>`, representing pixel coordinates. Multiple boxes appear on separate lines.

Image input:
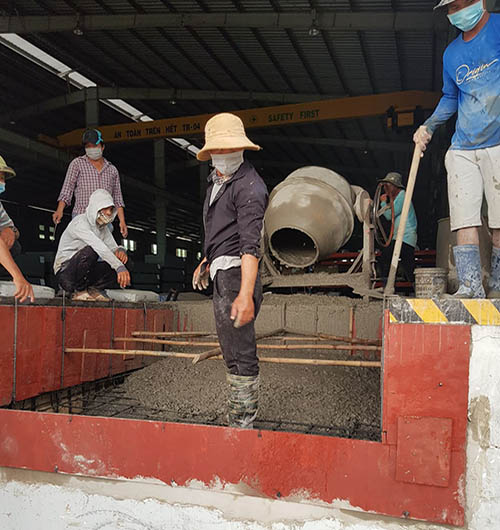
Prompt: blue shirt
<box><xmin>424</xmin><ymin>13</ymin><xmax>500</xmax><ymax>150</ymax></box>
<box><xmin>382</xmin><ymin>190</ymin><xmax>418</xmax><ymax>248</ymax></box>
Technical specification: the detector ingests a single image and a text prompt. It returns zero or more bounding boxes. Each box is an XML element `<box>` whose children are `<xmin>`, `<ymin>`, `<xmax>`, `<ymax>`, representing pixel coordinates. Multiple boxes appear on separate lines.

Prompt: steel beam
<box><xmin>0</xmin><ymin>12</ymin><xmax>447</xmax><ymax>34</ymax></box>
<box><xmin>253</xmin><ymin>135</ymin><xmax>411</xmax><ymax>153</ymax></box>
<box><xmin>58</xmin><ymin>90</ymin><xmax>441</xmax><ymax>147</ymax></box>
<box><xmin>2</xmin><ymin>87</ymin><xmax>338</xmax><ymax>126</ymax></box>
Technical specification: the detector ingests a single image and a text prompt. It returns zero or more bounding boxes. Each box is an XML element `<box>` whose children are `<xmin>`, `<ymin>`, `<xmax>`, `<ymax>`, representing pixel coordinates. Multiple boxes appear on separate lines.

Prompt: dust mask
<box><xmin>86</xmin><ymin>146</ymin><xmax>103</xmax><ymax>161</ymax></box>
<box><xmin>448</xmin><ymin>1</ymin><xmax>484</xmax><ymax>32</ymax></box>
<box><xmin>0</xmin><ymin>183</ymin><xmax>5</xmax><ymax>195</ymax></box>
<box><xmin>97</xmin><ymin>211</ymin><xmax>114</xmax><ymax>226</ymax></box>
<box><xmin>211</xmin><ymin>151</ymin><xmax>244</xmax><ymax>177</ymax></box>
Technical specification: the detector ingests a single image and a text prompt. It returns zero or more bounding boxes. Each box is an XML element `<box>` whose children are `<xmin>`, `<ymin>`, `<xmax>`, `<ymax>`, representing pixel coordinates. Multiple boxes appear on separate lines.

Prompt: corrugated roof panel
<box><xmin>399</xmin><ymin>33</ymin><xmax>435</xmax><ymax>90</ymax></box>
<box><xmin>362</xmin><ymin>31</ymin><xmax>402</xmax><ymax>93</ymax></box>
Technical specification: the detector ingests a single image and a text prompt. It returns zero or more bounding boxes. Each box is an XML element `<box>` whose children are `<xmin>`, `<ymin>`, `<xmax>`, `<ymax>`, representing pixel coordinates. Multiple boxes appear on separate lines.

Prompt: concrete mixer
<box><xmin>261</xmin><ymin>166</ymin><xmax>377</xmax><ymax>294</ymax></box>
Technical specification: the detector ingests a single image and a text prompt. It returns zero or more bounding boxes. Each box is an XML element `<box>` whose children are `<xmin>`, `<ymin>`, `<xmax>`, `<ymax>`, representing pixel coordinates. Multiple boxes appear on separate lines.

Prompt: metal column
<box><xmin>154</xmin><ymin>140</ymin><xmax>167</xmax><ymax>264</ymax></box>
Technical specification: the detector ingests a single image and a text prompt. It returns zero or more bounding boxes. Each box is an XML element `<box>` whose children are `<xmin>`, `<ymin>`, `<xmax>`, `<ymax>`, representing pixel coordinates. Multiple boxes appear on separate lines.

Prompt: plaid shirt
<box><xmin>58</xmin><ymin>155</ymin><xmax>125</xmax><ymax>215</ymax></box>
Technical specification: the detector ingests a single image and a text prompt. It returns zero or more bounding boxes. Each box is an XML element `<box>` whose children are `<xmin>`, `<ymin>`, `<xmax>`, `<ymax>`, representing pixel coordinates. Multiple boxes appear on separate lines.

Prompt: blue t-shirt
<box><xmin>382</xmin><ymin>190</ymin><xmax>418</xmax><ymax>248</ymax></box>
<box><xmin>424</xmin><ymin>13</ymin><xmax>500</xmax><ymax>150</ymax></box>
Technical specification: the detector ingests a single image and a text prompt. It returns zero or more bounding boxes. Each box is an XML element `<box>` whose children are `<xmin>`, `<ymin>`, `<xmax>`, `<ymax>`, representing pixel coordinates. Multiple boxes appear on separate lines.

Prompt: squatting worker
<box><xmin>53</xmin><ymin>129</ymin><xmax>128</xmax><ymax>238</ymax></box>
<box><xmin>414</xmin><ymin>0</ymin><xmax>500</xmax><ymax>298</ymax></box>
<box><xmin>378</xmin><ymin>172</ymin><xmax>418</xmax><ymax>284</ymax></box>
<box><xmin>54</xmin><ymin>189</ymin><xmax>130</xmax><ymax>302</ymax></box>
<box><xmin>0</xmin><ymin>156</ymin><xmax>34</xmax><ymax>303</ymax></box>
<box><xmin>192</xmin><ymin>113</ymin><xmax>268</xmax><ymax>429</ymax></box>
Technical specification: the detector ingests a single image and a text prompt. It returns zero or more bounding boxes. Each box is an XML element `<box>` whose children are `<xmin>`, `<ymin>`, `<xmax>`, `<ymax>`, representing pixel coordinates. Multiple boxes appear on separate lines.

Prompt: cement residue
<box><xmin>121</xmin><ymin>354</ymin><xmax>381</xmax><ymax>434</ymax></box>
<box><xmin>469</xmin><ymin>396</ymin><xmax>491</xmax><ymax>449</ymax></box>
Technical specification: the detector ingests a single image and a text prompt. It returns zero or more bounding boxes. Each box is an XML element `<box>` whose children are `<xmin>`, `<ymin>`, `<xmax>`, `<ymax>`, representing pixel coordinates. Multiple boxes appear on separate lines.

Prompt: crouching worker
<box><xmin>192</xmin><ymin>113</ymin><xmax>268</xmax><ymax>429</ymax></box>
<box><xmin>54</xmin><ymin>189</ymin><xmax>130</xmax><ymax>301</ymax></box>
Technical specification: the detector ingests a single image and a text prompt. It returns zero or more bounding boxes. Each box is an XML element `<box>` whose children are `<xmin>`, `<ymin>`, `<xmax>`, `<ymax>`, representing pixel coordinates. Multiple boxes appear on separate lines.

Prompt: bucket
<box><xmin>414</xmin><ymin>268</ymin><xmax>447</xmax><ymax>298</ymax></box>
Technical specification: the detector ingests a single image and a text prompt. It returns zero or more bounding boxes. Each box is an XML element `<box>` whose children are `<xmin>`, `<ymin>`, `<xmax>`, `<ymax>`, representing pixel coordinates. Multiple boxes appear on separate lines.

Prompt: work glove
<box><xmin>192</xmin><ymin>261</ymin><xmax>210</xmax><ymax>291</ymax></box>
<box><xmin>413</xmin><ymin>125</ymin><xmax>432</xmax><ymax>156</ymax></box>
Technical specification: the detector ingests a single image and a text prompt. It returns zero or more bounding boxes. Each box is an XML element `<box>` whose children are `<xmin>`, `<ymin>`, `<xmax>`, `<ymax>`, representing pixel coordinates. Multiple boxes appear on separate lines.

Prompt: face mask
<box><xmin>448</xmin><ymin>1</ymin><xmax>484</xmax><ymax>32</ymax></box>
<box><xmin>211</xmin><ymin>151</ymin><xmax>244</xmax><ymax>177</ymax></box>
<box><xmin>96</xmin><ymin>211</ymin><xmax>113</xmax><ymax>226</ymax></box>
<box><xmin>86</xmin><ymin>147</ymin><xmax>103</xmax><ymax>161</ymax></box>
<box><xmin>0</xmin><ymin>183</ymin><xmax>5</xmax><ymax>195</ymax></box>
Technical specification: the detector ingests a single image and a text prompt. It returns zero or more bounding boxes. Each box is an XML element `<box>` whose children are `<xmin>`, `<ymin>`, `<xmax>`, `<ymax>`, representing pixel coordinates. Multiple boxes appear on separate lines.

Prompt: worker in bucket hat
<box><xmin>0</xmin><ymin>155</ymin><xmax>34</xmax><ymax>302</ymax></box>
<box><xmin>53</xmin><ymin>128</ymin><xmax>128</xmax><ymax>238</ymax></box>
<box><xmin>378</xmin><ymin>172</ymin><xmax>418</xmax><ymax>284</ymax></box>
<box><xmin>192</xmin><ymin>113</ymin><xmax>268</xmax><ymax>429</ymax></box>
<box><xmin>414</xmin><ymin>0</ymin><xmax>500</xmax><ymax>298</ymax></box>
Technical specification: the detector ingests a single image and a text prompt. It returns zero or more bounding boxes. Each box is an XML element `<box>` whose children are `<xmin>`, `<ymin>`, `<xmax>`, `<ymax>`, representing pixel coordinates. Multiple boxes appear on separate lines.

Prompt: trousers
<box><xmin>56</xmin><ymin>246</ymin><xmax>119</xmax><ymax>293</ymax></box>
<box><xmin>212</xmin><ymin>267</ymin><xmax>263</xmax><ymax>376</ymax></box>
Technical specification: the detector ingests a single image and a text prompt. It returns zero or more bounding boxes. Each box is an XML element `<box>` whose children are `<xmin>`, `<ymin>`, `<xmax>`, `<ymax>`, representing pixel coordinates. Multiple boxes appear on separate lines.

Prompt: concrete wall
<box><xmin>171</xmin><ymin>295</ymin><xmax>383</xmax><ymax>340</ymax></box>
<box><xmin>0</xmin><ymin>323</ymin><xmax>498</xmax><ymax>529</ymax></box>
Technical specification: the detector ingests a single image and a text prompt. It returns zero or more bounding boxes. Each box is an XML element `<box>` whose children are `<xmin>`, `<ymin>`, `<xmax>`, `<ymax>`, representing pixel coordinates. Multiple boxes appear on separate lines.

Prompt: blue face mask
<box><xmin>0</xmin><ymin>183</ymin><xmax>5</xmax><ymax>195</ymax></box>
<box><xmin>448</xmin><ymin>1</ymin><xmax>485</xmax><ymax>32</ymax></box>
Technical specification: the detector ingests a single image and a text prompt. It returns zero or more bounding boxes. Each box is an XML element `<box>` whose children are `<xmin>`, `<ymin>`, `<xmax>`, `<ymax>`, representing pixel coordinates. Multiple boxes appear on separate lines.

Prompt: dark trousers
<box><xmin>379</xmin><ymin>241</ymin><xmax>415</xmax><ymax>283</ymax></box>
<box><xmin>56</xmin><ymin>246</ymin><xmax>119</xmax><ymax>293</ymax></box>
<box><xmin>213</xmin><ymin>267</ymin><xmax>263</xmax><ymax>377</ymax></box>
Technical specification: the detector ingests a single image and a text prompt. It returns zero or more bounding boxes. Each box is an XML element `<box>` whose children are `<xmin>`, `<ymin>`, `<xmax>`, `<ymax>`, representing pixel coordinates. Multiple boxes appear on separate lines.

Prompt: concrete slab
<box><xmin>105</xmin><ymin>289</ymin><xmax>159</xmax><ymax>303</ymax></box>
<box><xmin>0</xmin><ymin>281</ymin><xmax>55</xmax><ymax>299</ymax></box>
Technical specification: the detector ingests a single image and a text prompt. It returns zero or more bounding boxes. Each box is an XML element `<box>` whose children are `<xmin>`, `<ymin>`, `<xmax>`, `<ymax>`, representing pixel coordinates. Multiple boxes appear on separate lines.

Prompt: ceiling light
<box><xmin>169</xmin><ymin>99</ymin><xmax>177</xmax><ymax>105</ymax></box>
<box><xmin>308</xmin><ymin>9</ymin><xmax>320</xmax><ymax>37</ymax></box>
<box><xmin>73</xmin><ymin>14</ymin><xmax>84</xmax><ymax>36</ymax></box>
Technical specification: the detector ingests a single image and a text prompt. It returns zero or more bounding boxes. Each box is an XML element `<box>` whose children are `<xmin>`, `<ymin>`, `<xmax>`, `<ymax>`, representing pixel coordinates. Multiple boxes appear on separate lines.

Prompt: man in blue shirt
<box><xmin>378</xmin><ymin>172</ymin><xmax>418</xmax><ymax>284</ymax></box>
<box><xmin>414</xmin><ymin>0</ymin><xmax>500</xmax><ymax>298</ymax></box>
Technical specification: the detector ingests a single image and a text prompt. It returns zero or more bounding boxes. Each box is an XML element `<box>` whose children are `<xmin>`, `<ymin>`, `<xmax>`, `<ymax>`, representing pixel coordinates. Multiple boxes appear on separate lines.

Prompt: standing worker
<box><xmin>414</xmin><ymin>0</ymin><xmax>500</xmax><ymax>298</ymax></box>
<box><xmin>192</xmin><ymin>113</ymin><xmax>268</xmax><ymax>429</ymax></box>
<box><xmin>378</xmin><ymin>172</ymin><xmax>418</xmax><ymax>284</ymax></box>
<box><xmin>0</xmin><ymin>156</ymin><xmax>34</xmax><ymax>302</ymax></box>
<box><xmin>53</xmin><ymin>129</ymin><xmax>128</xmax><ymax>238</ymax></box>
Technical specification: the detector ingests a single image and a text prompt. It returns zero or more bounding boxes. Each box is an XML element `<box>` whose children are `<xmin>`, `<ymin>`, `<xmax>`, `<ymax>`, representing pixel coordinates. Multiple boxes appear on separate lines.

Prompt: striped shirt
<box><xmin>58</xmin><ymin>155</ymin><xmax>125</xmax><ymax>215</ymax></box>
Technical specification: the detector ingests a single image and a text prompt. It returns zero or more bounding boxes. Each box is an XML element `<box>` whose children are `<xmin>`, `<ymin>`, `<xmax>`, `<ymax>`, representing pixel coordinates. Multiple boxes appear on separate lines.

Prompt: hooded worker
<box><xmin>414</xmin><ymin>0</ymin><xmax>500</xmax><ymax>298</ymax></box>
<box><xmin>54</xmin><ymin>189</ymin><xmax>131</xmax><ymax>301</ymax></box>
<box><xmin>192</xmin><ymin>113</ymin><xmax>269</xmax><ymax>429</ymax></box>
<box><xmin>0</xmin><ymin>156</ymin><xmax>34</xmax><ymax>303</ymax></box>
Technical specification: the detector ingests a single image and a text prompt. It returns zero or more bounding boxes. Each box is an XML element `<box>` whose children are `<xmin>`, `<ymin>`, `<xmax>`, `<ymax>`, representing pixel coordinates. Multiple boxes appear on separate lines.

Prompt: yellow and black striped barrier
<box><xmin>388</xmin><ymin>298</ymin><xmax>500</xmax><ymax>325</ymax></box>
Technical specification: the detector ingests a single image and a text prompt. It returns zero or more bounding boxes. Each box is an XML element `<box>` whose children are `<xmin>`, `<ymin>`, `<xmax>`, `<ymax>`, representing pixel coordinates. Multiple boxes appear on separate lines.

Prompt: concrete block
<box><xmin>285</xmin><ymin>304</ymin><xmax>318</xmax><ymax>334</ymax></box>
<box><xmin>0</xmin><ymin>281</ymin><xmax>55</xmax><ymax>299</ymax></box>
<box><xmin>255</xmin><ymin>303</ymin><xmax>285</xmax><ymax>334</ymax></box>
<box><xmin>106</xmin><ymin>289</ymin><xmax>159</xmax><ymax>303</ymax></box>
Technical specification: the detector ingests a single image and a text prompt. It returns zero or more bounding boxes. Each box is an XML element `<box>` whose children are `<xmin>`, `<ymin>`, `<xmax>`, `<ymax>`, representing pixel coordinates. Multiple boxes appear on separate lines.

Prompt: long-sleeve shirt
<box><xmin>424</xmin><ymin>13</ymin><xmax>500</xmax><ymax>150</ymax></box>
<box><xmin>0</xmin><ymin>202</ymin><xmax>14</xmax><ymax>231</ymax></box>
<box><xmin>382</xmin><ymin>190</ymin><xmax>418</xmax><ymax>248</ymax></box>
<box><xmin>203</xmin><ymin>160</ymin><xmax>269</xmax><ymax>266</ymax></box>
<box><xmin>58</xmin><ymin>155</ymin><xmax>125</xmax><ymax>215</ymax></box>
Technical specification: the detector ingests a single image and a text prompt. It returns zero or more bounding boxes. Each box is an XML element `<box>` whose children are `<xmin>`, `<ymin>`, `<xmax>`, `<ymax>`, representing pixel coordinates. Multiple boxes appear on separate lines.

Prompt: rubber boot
<box><xmin>445</xmin><ymin>245</ymin><xmax>485</xmax><ymax>298</ymax></box>
<box><xmin>488</xmin><ymin>246</ymin><xmax>500</xmax><ymax>299</ymax></box>
<box><xmin>226</xmin><ymin>373</ymin><xmax>259</xmax><ymax>429</ymax></box>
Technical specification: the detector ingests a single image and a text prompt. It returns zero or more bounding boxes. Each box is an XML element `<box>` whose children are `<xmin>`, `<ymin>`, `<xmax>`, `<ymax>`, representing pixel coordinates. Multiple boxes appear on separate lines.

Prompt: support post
<box><xmin>85</xmin><ymin>88</ymin><xmax>100</xmax><ymax>128</ymax></box>
<box><xmin>154</xmin><ymin>140</ymin><xmax>167</xmax><ymax>264</ymax></box>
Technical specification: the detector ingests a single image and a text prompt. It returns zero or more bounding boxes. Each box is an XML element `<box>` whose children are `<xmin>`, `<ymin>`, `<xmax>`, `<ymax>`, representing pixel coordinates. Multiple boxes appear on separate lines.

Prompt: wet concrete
<box><xmin>121</xmin><ymin>295</ymin><xmax>383</xmax><ymax>437</ymax></box>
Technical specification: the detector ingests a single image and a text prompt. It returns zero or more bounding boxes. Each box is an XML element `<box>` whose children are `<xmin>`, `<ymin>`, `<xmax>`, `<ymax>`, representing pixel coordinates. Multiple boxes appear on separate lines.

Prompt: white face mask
<box><xmin>211</xmin><ymin>151</ymin><xmax>244</xmax><ymax>177</ymax></box>
<box><xmin>97</xmin><ymin>211</ymin><xmax>114</xmax><ymax>226</ymax></box>
<box><xmin>86</xmin><ymin>146</ymin><xmax>103</xmax><ymax>161</ymax></box>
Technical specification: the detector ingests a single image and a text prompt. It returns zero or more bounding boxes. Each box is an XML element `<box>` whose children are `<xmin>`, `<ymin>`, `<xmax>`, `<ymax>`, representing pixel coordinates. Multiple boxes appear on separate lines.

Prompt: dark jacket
<box><xmin>203</xmin><ymin>160</ymin><xmax>268</xmax><ymax>264</ymax></box>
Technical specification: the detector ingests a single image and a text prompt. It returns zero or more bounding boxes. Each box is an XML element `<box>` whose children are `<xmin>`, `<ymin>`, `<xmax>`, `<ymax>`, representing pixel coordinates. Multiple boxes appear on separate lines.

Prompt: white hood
<box><xmin>86</xmin><ymin>189</ymin><xmax>117</xmax><ymax>228</ymax></box>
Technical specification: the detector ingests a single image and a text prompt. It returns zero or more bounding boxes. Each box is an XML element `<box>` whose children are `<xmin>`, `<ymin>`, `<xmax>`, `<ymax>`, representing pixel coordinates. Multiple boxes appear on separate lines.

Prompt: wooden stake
<box><xmin>65</xmin><ymin>348</ymin><xmax>381</xmax><ymax>368</ymax></box>
<box><xmin>114</xmin><ymin>337</ymin><xmax>380</xmax><ymax>351</ymax></box>
<box><xmin>131</xmin><ymin>331</ymin><xmax>215</xmax><ymax>338</ymax></box>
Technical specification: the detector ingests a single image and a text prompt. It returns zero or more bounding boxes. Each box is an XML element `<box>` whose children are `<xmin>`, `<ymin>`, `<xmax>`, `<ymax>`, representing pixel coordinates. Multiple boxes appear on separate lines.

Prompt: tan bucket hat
<box><xmin>0</xmin><ymin>156</ymin><xmax>16</xmax><ymax>179</ymax></box>
<box><xmin>197</xmin><ymin>113</ymin><xmax>261</xmax><ymax>161</ymax></box>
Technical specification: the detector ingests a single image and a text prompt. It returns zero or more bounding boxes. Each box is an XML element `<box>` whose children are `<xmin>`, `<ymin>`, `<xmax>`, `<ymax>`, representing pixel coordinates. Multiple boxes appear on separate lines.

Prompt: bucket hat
<box><xmin>434</xmin><ymin>0</ymin><xmax>456</xmax><ymax>10</ymax></box>
<box><xmin>82</xmin><ymin>128</ymin><xmax>104</xmax><ymax>145</ymax></box>
<box><xmin>197</xmin><ymin>113</ymin><xmax>261</xmax><ymax>161</ymax></box>
<box><xmin>378</xmin><ymin>171</ymin><xmax>405</xmax><ymax>189</ymax></box>
<box><xmin>0</xmin><ymin>156</ymin><xmax>16</xmax><ymax>179</ymax></box>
